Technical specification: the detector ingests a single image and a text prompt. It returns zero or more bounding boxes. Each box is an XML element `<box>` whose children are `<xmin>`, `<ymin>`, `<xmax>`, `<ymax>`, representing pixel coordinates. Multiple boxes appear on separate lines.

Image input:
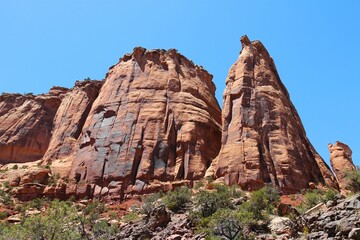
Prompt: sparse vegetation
<box><xmin>163</xmin><ymin>186</ymin><xmax>191</xmax><ymax>213</ymax></box>
<box><xmin>345</xmin><ymin>166</ymin><xmax>360</xmax><ymax>192</ymax></box>
<box><xmin>122</xmin><ymin>211</ymin><xmax>141</xmax><ymax>222</ymax></box>
<box><xmin>140</xmin><ymin>191</ymin><xmax>163</xmax><ymax>217</ymax></box>
<box><xmin>297</xmin><ymin>188</ymin><xmax>338</xmax><ymax>212</ymax></box>
<box><xmin>48</xmin><ymin>173</ymin><xmax>60</xmax><ymax>186</ymax></box>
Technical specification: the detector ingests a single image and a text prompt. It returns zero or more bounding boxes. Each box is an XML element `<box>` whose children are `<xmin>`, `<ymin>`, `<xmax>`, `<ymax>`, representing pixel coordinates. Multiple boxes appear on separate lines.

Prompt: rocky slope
<box><xmin>329</xmin><ymin>141</ymin><xmax>356</xmax><ymax>193</ymax></box>
<box><xmin>67</xmin><ymin>48</ymin><xmax>222</xmax><ymax>199</ymax></box>
<box><xmin>207</xmin><ymin>36</ymin><xmax>338</xmax><ymax>193</ymax></box>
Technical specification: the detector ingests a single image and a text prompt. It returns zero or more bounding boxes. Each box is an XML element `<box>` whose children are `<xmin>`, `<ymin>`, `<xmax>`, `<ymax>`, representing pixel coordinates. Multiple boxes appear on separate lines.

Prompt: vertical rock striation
<box><xmin>329</xmin><ymin>141</ymin><xmax>355</xmax><ymax>193</ymax></box>
<box><xmin>208</xmin><ymin>35</ymin><xmax>338</xmax><ymax>193</ymax></box>
<box><xmin>0</xmin><ymin>88</ymin><xmax>68</xmax><ymax>164</ymax></box>
<box><xmin>68</xmin><ymin>48</ymin><xmax>222</xmax><ymax>199</ymax></box>
<box><xmin>42</xmin><ymin>80</ymin><xmax>103</xmax><ymax>165</ymax></box>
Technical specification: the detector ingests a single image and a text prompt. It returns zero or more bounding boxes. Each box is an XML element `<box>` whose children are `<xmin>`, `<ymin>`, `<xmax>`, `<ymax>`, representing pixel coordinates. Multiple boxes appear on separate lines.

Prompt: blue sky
<box><xmin>1</xmin><ymin>1</ymin><xmax>359</xmax><ymax>166</ymax></box>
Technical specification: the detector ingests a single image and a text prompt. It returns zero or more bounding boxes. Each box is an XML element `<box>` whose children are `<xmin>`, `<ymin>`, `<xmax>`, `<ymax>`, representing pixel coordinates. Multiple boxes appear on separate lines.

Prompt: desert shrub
<box><xmin>209</xmin><ymin>208</ymin><xmax>254</xmax><ymax>240</ymax></box>
<box><xmin>48</xmin><ymin>173</ymin><xmax>60</xmax><ymax>186</ymax></box>
<box><xmin>91</xmin><ymin>219</ymin><xmax>119</xmax><ymax>240</ymax></box>
<box><xmin>345</xmin><ymin>166</ymin><xmax>360</xmax><ymax>192</ymax></box>
<box><xmin>0</xmin><ymin>211</ymin><xmax>8</xmax><ymax>220</ymax></box>
<box><xmin>0</xmin><ymin>200</ymin><xmax>82</xmax><ymax>240</ymax></box>
<box><xmin>122</xmin><ymin>211</ymin><xmax>141</xmax><ymax>222</ymax></box>
<box><xmin>0</xmin><ymin>189</ymin><xmax>13</xmax><ymax>206</ymax></box>
<box><xmin>247</xmin><ymin>186</ymin><xmax>280</xmax><ymax>220</ymax></box>
<box><xmin>12</xmin><ymin>165</ymin><xmax>18</xmax><ymax>170</ymax></box>
<box><xmin>140</xmin><ymin>191</ymin><xmax>163</xmax><ymax>216</ymax></box>
<box><xmin>26</xmin><ymin>197</ymin><xmax>48</xmax><ymax>210</ymax></box>
<box><xmin>163</xmin><ymin>186</ymin><xmax>191</xmax><ymax>213</ymax></box>
<box><xmin>2</xmin><ymin>181</ymin><xmax>11</xmax><ymax>189</ymax></box>
<box><xmin>298</xmin><ymin>188</ymin><xmax>338</xmax><ymax>212</ymax></box>
<box><xmin>83</xmin><ymin>199</ymin><xmax>106</xmax><ymax>223</ymax></box>
<box><xmin>194</xmin><ymin>184</ymin><xmax>233</xmax><ymax>218</ymax></box>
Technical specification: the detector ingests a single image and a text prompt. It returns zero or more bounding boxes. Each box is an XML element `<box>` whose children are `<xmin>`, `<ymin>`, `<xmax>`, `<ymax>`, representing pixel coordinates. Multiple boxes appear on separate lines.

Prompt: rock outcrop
<box><xmin>67</xmin><ymin>48</ymin><xmax>222</xmax><ymax>199</ymax></box>
<box><xmin>329</xmin><ymin>141</ymin><xmax>356</xmax><ymax>193</ymax></box>
<box><xmin>301</xmin><ymin>194</ymin><xmax>360</xmax><ymax>239</ymax></box>
<box><xmin>208</xmin><ymin>35</ymin><xmax>338</xmax><ymax>193</ymax></box>
<box><xmin>0</xmin><ymin>88</ymin><xmax>68</xmax><ymax>164</ymax></box>
<box><xmin>41</xmin><ymin>80</ymin><xmax>103</xmax><ymax>180</ymax></box>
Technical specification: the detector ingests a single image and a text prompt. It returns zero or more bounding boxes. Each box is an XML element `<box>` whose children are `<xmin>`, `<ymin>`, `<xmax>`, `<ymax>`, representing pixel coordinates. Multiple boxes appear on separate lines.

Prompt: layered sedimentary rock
<box><xmin>41</xmin><ymin>80</ymin><xmax>103</xmax><ymax>165</ymax></box>
<box><xmin>208</xmin><ymin>35</ymin><xmax>338</xmax><ymax>193</ymax></box>
<box><xmin>0</xmin><ymin>88</ymin><xmax>68</xmax><ymax>164</ymax></box>
<box><xmin>329</xmin><ymin>141</ymin><xmax>355</xmax><ymax>193</ymax></box>
<box><xmin>68</xmin><ymin>48</ymin><xmax>222</xmax><ymax>198</ymax></box>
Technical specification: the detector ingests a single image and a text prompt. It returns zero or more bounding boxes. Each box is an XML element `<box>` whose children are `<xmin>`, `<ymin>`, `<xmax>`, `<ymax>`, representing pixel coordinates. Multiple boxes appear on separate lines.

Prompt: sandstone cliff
<box><xmin>207</xmin><ymin>36</ymin><xmax>338</xmax><ymax>193</ymax></box>
<box><xmin>67</xmin><ymin>48</ymin><xmax>222</xmax><ymax>199</ymax></box>
<box><xmin>0</xmin><ymin>87</ymin><xmax>68</xmax><ymax>164</ymax></box>
<box><xmin>329</xmin><ymin>141</ymin><xmax>355</xmax><ymax>193</ymax></box>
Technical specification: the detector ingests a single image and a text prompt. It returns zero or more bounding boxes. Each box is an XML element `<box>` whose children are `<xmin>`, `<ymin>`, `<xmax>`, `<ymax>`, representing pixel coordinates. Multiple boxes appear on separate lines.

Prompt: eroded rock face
<box><xmin>41</xmin><ymin>80</ymin><xmax>103</xmax><ymax>167</ymax></box>
<box><xmin>0</xmin><ymin>89</ymin><xmax>68</xmax><ymax>164</ymax></box>
<box><xmin>68</xmin><ymin>48</ymin><xmax>221</xmax><ymax>199</ymax></box>
<box><xmin>329</xmin><ymin>141</ymin><xmax>355</xmax><ymax>193</ymax></box>
<box><xmin>208</xmin><ymin>35</ymin><xmax>338</xmax><ymax>193</ymax></box>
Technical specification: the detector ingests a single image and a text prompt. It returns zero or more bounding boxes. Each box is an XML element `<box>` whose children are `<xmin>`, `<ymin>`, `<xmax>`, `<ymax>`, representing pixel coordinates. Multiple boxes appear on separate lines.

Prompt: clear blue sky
<box><xmin>1</xmin><ymin>1</ymin><xmax>359</xmax><ymax>166</ymax></box>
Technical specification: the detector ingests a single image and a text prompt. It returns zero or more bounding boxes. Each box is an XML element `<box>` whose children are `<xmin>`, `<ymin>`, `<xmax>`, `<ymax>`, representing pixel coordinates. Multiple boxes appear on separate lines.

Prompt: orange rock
<box><xmin>329</xmin><ymin>141</ymin><xmax>355</xmax><ymax>193</ymax></box>
<box><xmin>42</xmin><ymin>80</ymin><xmax>103</xmax><ymax>166</ymax></box>
<box><xmin>67</xmin><ymin>48</ymin><xmax>221</xmax><ymax>199</ymax></box>
<box><xmin>208</xmin><ymin>36</ymin><xmax>338</xmax><ymax>193</ymax></box>
<box><xmin>0</xmin><ymin>89</ymin><xmax>67</xmax><ymax>164</ymax></box>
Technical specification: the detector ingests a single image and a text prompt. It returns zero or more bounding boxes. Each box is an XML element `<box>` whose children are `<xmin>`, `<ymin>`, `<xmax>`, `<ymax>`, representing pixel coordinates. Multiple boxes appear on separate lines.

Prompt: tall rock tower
<box><xmin>68</xmin><ymin>48</ymin><xmax>222</xmax><ymax>199</ymax></box>
<box><xmin>209</xmin><ymin>36</ymin><xmax>338</xmax><ymax>193</ymax></box>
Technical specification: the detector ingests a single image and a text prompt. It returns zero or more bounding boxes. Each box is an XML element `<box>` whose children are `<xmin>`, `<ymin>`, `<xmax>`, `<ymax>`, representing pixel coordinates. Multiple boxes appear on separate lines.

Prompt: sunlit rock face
<box><xmin>0</xmin><ymin>88</ymin><xmax>68</xmax><ymax>164</ymax></box>
<box><xmin>208</xmin><ymin>35</ymin><xmax>338</xmax><ymax>193</ymax></box>
<box><xmin>329</xmin><ymin>141</ymin><xmax>355</xmax><ymax>194</ymax></box>
<box><xmin>68</xmin><ymin>48</ymin><xmax>222</xmax><ymax>199</ymax></box>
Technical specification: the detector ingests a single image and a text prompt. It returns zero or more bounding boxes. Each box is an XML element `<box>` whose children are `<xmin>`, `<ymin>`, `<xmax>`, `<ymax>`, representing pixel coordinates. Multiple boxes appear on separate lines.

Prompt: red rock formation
<box><xmin>329</xmin><ymin>141</ymin><xmax>355</xmax><ymax>193</ymax></box>
<box><xmin>68</xmin><ymin>48</ymin><xmax>222</xmax><ymax>199</ymax></box>
<box><xmin>208</xmin><ymin>36</ymin><xmax>338</xmax><ymax>193</ymax></box>
<box><xmin>41</xmin><ymin>80</ymin><xmax>103</xmax><ymax>165</ymax></box>
<box><xmin>0</xmin><ymin>88</ymin><xmax>68</xmax><ymax>164</ymax></box>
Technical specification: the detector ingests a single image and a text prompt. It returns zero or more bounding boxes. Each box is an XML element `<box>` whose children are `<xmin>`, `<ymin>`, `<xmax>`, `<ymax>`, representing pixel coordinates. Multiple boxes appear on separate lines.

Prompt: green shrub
<box><xmin>163</xmin><ymin>186</ymin><xmax>191</xmax><ymax>213</ymax></box>
<box><xmin>26</xmin><ymin>197</ymin><xmax>48</xmax><ymax>210</ymax></box>
<box><xmin>0</xmin><ymin>200</ymin><xmax>82</xmax><ymax>240</ymax></box>
<box><xmin>209</xmin><ymin>208</ymin><xmax>253</xmax><ymax>240</ymax></box>
<box><xmin>83</xmin><ymin>200</ymin><xmax>106</xmax><ymax>223</ymax></box>
<box><xmin>92</xmin><ymin>219</ymin><xmax>119</xmax><ymax>240</ymax></box>
<box><xmin>345</xmin><ymin>167</ymin><xmax>360</xmax><ymax>192</ymax></box>
<box><xmin>193</xmin><ymin>184</ymin><xmax>235</xmax><ymax>219</ymax></box>
<box><xmin>140</xmin><ymin>191</ymin><xmax>163</xmax><ymax>217</ymax></box>
<box><xmin>298</xmin><ymin>188</ymin><xmax>338</xmax><ymax>212</ymax></box>
<box><xmin>0</xmin><ymin>211</ymin><xmax>8</xmax><ymax>220</ymax></box>
<box><xmin>0</xmin><ymin>189</ymin><xmax>13</xmax><ymax>206</ymax></box>
<box><xmin>247</xmin><ymin>186</ymin><xmax>280</xmax><ymax>220</ymax></box>
<box><xmin>48</xmin><ymin>173</ymin><xmax>60</xmax><ymax>186</ymax></box>
<box><xmin>12</xmin><ymin>165</ymin><xmax>18</xmax><ymax>170</ymax></box>
<box><xmin>122</xmin><ymin>211</ymin><xmax>141</xmax><ymax>222</ymax></box>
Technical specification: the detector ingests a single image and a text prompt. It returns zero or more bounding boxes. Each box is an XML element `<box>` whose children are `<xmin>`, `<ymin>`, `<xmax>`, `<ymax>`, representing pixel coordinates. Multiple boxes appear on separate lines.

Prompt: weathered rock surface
<box><xmin>40</xmin><ymin>80</ymin><xmax>103</xmax><ymax>183</ymax></box>
<box><xmin>301</xmin><ymin>194</ymin><xmax>360</xmax><ymax>239</ymax></box>
<box><xmin>329</xmin><ymin>141</ymin><xmax>356</xmax><ymax>193</ymax></box>
<box><xmin>68</xmin><ymin>48</ymin><xmax>221</xmax><ymax>199</ymax></box>
<box><xmin>0</xmin><ymin>89</ymin><xmax>67</xmax><ymax>164</ymax></box>
<box><xmin>208</xmin><ymin>35</ymin><xmax>338</xmax><ymax>193</ymax></box>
